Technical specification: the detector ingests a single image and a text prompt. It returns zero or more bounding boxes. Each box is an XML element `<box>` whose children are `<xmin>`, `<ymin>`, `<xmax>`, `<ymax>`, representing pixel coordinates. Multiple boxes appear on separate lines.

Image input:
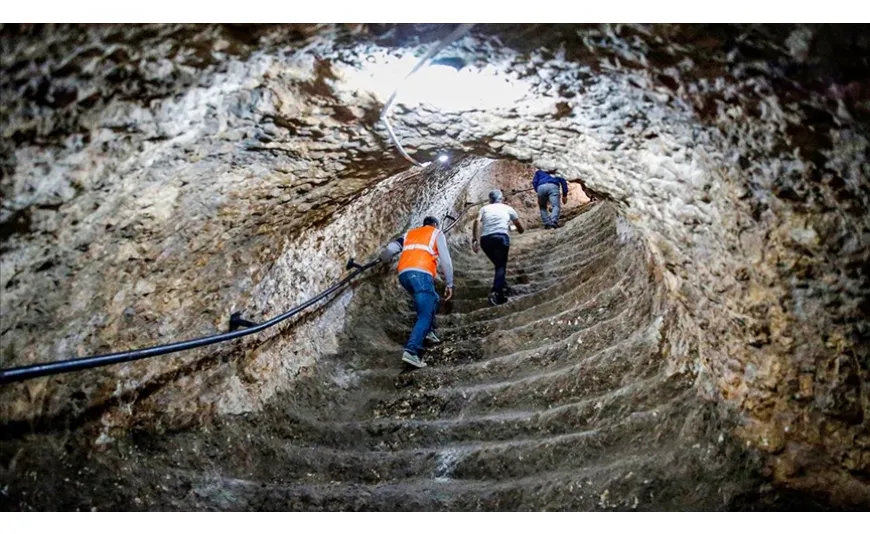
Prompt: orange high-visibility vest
<box><xmin>397</xmin><ymin>226</ymin><xmax>440</xmax><ymax>277</ymax></box>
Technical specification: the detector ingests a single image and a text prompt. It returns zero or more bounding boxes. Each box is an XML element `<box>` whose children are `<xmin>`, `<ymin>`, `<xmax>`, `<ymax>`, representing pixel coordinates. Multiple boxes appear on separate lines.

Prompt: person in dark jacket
<box><xmin>533</xmin><ymin>168</ymin><xmax>569</xmax><ymax>229</ymax></box>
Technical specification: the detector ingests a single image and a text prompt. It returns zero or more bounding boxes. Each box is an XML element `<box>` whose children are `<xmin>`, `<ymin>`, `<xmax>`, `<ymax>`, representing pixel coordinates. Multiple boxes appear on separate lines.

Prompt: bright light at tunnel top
<box><xmin>399</xmin><ymin>64</ymin><xmax>529</xmax><ymax>112</ymax></box>
<box><xmin>342</xmin><ymin>53</ymin><xmax>530</xmax><ymax>112</ymax></box>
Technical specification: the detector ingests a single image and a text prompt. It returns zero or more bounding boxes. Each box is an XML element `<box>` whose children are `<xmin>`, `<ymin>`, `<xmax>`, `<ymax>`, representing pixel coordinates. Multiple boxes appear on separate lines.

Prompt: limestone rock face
<box><xmin>1</xmin><ymin>24</ymin><xmax>868</xmax><ymax>507</ymax></box>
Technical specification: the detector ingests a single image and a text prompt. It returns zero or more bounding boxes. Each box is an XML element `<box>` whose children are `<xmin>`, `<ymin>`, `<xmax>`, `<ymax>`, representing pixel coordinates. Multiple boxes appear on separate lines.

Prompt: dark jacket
<box><xmin>533</xmin><ymin>170</ymin><xmax>568</xmax><ymax>196</ymax></box>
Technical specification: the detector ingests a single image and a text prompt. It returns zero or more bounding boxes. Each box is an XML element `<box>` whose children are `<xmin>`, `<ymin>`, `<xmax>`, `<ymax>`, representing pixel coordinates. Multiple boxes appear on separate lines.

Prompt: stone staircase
<box><xmin>0</xmin><ymin>202</ymin><xmax>763</xmax><ymax>511</ymax></box>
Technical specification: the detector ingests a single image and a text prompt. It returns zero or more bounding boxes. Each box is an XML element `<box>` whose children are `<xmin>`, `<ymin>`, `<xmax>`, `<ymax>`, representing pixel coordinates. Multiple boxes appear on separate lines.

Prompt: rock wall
<box><xmin>1</xmin><ymin>24</ymin><xmax>868</xmax><ymax>505</ymax></box>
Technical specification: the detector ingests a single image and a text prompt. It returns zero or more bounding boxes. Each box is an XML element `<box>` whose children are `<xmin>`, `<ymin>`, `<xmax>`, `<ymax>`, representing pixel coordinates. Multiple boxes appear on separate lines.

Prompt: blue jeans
<box><xmin>399</xmin><ymin>270</ymin><xmax>439</xmax><ymax>356</ymax></box>
<box><xmin>537</xmin><ymin>182</ymin><xmax>561</xmax><ymax>225</ymax></box>
<box><xmin>480</xmin><ymin>233</ymin><xmax>510</xmax><ymax>298</ymax></box>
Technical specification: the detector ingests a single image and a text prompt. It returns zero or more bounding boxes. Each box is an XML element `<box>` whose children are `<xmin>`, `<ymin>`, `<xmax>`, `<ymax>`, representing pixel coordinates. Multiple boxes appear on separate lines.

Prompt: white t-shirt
<box><xmin>478</xmin><ymin>203</ymin><xmax>519</xmax><ymax>237</ymax></box>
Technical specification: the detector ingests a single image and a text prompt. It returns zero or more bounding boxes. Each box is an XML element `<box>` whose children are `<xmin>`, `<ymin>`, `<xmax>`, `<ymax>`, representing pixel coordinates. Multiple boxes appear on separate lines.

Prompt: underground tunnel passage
<box><xmin>0</xmin><ymin>23</ymin><xmax>868</xmax><ymax>511</ymax></box>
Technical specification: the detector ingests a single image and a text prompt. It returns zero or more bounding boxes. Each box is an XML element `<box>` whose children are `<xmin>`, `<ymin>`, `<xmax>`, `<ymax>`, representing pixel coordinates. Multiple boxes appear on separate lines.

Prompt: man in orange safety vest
<box><xmin>381</xmin><ymin>216</ymin><xmax>454</xmax><ymax>368</ymax></box>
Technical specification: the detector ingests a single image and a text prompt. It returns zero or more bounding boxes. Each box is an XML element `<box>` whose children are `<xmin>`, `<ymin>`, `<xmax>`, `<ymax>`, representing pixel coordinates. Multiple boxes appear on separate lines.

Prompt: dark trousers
<box><xmin>480</xmin><ymin>233</ymin><xmax>510</xmax><ymax>297</ymax></box>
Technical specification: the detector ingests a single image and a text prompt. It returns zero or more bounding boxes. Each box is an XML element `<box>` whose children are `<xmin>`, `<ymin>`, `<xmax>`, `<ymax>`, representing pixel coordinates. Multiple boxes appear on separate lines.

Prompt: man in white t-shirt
<box><xmin>472</xmin><ymin>189</ymin><xmax>525</xmax><ymax>305</ymax></box>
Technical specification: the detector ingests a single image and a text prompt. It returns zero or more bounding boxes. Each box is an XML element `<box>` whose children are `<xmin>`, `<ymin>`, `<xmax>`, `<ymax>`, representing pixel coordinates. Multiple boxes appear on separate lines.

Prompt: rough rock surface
<box><xmin>1</xmin><ymin>24</ymin><xmax>868</xmax><ymax>508</ymax></box>
<box><xmin>0</xmin><ymin>203</ymin><xmax>765</xmax><ymax>511</ymax></box>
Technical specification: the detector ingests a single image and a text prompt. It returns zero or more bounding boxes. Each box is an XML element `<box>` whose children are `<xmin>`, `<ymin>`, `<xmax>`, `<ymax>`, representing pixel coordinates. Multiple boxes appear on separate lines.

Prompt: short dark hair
<box><xmin>423</xmin><ymin>216</ymin><xmax>439</xmax><ymax>227</ymax></box>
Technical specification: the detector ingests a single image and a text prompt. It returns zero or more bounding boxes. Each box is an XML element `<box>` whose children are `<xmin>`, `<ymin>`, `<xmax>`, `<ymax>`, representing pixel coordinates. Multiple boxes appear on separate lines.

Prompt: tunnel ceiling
<box><xmin>0</xmin><ymin>23</ymin><xmax>868</xmax><ymax>506</ymax></box>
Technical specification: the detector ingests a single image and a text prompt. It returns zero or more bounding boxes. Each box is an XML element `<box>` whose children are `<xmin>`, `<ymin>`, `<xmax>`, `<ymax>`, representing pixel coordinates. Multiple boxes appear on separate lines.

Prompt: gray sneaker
<box><xmin>401</xmin><ymin>351</ymin><xmax>427</xmax><ymax>368</ymax></box>
<box><xmin>425</xmin><ymin>331</ymin><xmax>442</xmax><ymax>345</ymax></box>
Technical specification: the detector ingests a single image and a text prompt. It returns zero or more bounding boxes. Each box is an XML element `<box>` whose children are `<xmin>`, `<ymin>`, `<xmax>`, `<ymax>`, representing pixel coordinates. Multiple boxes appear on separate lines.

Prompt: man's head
<box><xmin>489</xmin><ymin>189</ymin><xmax>504</xmax><ymax>204</ymax></box>
<box><xmin>423</xmin><ymin>215</ymin><xmax>440</xmax><ymax>228</ymax></box>
<box><xmin>538</xmin><ymin>160</ymin><xmax>558</xmax><ymax>175</ymax></box>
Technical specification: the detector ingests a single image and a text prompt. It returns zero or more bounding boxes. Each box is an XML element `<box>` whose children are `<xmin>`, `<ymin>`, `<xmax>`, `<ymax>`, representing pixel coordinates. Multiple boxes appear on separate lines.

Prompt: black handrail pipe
<box><xmin>0</xmin><ymin>259</ymin><xmax>380</xmax><ymax>385</ymax></box>
<box><xmin>0</xmin><ymin>186</ymin><xmax>534</xmax><ymax>385</ymax></box>
<box><xmin>228</xmin><ymin>312</ymin><xmax>258</xmax><ymax>332</ymax></box>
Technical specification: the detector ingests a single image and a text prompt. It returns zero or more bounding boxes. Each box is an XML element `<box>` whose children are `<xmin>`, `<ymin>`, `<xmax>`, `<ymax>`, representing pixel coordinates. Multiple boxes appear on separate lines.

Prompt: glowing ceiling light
<box><xmin>399</xmin><ymin>64</ymin><xmax>527</xmax><ymax>112</ymax></box>
<box><xmin>338</xmin><ymin>52</ymin><xmax>530</xmax><ymax>113</ymax></box>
